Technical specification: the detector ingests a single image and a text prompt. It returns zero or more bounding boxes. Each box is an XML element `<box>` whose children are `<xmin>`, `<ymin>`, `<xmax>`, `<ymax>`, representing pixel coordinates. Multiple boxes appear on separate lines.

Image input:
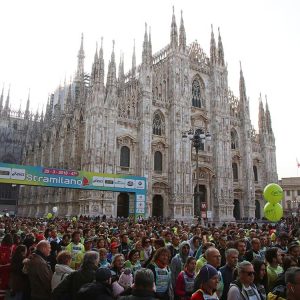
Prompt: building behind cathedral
<box><xmin>0</xmin><ymin>10</ymin><xmax>278</xmax><ymax>221</ymax></box>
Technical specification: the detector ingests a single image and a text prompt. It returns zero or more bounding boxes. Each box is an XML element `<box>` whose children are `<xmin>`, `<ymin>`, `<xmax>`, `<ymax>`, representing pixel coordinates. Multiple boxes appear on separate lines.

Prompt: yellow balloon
<box><xmin>264</xmin><ymin>202</ymin><xmax>283</xmax><ymax>222</ymax></box>
<box><xmin>46</xmin><ymin>213</ymin><xmax>53</xmax><ymax>219</ymax></box>
<box><xmin>72</xmin><ymin>216</ymin><xmax>77</xmax><ymax>222</ymax></box>
<box><xmin>263</xmin><ymin>183</ymin><xmax>283</xmax><ymax>204</ymax></box>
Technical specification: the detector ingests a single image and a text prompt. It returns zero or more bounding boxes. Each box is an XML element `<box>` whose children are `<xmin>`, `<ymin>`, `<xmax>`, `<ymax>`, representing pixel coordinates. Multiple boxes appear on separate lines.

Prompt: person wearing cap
<box><xmin>194</xmin><ymin>248</ymin><xmax>223</xmax><ymax>298</ymax></box>
<box><xmin>227</xmin><ymin>261</ymin><xmax>261</xmax><ymax>300</ymax></box>
<box><xmin>191</xmin><ymin>264</ymin><xmax>219</xmax><ymax>300</ymax></box>
<box><xmin>77</xmin><ymin>267</ymin><xmax>113</xmax><ymax>300</ymax></box>
<box><xmin>108</xmin><ymin>241</ymin><xmax>120</xmax><ymax>263</ymax></box>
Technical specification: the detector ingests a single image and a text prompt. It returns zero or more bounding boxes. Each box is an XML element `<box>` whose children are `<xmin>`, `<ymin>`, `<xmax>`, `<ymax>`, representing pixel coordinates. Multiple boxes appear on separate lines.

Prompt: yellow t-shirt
<box><xmin>66</xmin><ymin>242</ymin><xmax>85</xmax><ymax>269</ymax></box>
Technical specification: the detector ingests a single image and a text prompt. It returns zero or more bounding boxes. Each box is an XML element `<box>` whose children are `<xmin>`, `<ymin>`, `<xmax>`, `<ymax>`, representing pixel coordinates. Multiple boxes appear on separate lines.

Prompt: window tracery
<box><xmin>152</xmin><ymin>112</ymin><xmax>165</xmax><ymax>136</ymax></box>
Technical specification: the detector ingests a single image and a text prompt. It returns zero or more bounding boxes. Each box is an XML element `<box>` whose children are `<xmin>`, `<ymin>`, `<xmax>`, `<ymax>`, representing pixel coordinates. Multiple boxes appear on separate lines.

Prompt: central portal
<box><xmin>117</xmin><ymin>193</ymin><xmax>129</xmax><ymax>218</ymax></box>
<box><xmin>152</xmin><ymin>195</ymin><xmax>164</xmax><ymax>217</ymax></box>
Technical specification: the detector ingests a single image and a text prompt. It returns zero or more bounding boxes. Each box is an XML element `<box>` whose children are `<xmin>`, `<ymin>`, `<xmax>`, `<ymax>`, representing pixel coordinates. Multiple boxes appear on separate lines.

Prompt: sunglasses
<box><xmin>242</xmin><ymin>271</ymin><xmax>255</xmax><ymax>276</ymax></box>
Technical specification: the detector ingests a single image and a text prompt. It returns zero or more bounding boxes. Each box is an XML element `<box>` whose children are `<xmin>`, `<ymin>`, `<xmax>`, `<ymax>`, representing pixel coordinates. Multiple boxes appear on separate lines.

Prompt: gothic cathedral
<box><xmin>1</xmin><ymin>10</ymin><xmax>277</xmax><ymax>221</ymax></box>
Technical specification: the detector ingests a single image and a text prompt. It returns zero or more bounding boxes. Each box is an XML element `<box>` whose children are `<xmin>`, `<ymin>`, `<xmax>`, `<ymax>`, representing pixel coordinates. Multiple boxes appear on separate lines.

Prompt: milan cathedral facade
<box><xmin>0</xmin><ymin>10</ymin><xmax>277</xmax><ymax>221</ymax></box>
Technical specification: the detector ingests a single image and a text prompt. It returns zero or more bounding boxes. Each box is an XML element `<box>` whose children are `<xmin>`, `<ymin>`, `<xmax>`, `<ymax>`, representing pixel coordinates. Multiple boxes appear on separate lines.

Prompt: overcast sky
<box><xmin>0</xmin><ymin>0</ymin><xmax>299</xmax><ymax>179</ymax></box>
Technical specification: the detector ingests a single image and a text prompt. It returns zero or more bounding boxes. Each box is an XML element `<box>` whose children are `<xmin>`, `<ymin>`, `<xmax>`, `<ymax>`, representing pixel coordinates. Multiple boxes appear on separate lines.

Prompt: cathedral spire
<box><xmin>239</xmin><ymin>62</ymin><xmax>247</xmax><ymax>101</ymax></box>
<box><xmin>217</xmin><ymin>27</ymin><xmax>225</xmax><ymax>66</ymax></box>
<box><xmin>142</xmin><ymin>23</ymin><xmax>148</xmax><ymax>65</ymax></box>
<box><xmin>265</xmin><ymin>95</ymin><xmax>273</xmax><ymax>134</ymax></box>
<box><xmin>4</xmin><ymin>85</ymin><xmax>10</xmax><ymax>112</ymax></box>
<box><xmin>132</xmin><ymin>39</ymin><xmax>136</xmax><ymax>75</ymax></box>
<box><xmin>148</xmin><ymin>26</ymin><xmax>152</xmax><ymax>60</ymax></box>
<box><xmin>25</xmin><ymin>89</ymin><xmax>30</xmax><ymax>119</ymax></box>
<box><xmin>118</xmin><ymin>52</ymin><xmax>124</xmax><ymax>81</ymax></box>
<box><xmin>170</xmin><ymin>6</ymin><xmax>178</xmax><ymax>49</ymax></box>
<box><xmin>76</xmin><ymin>33</ymin><xmax>85</xmax><ymax>80</ymax></box>
<box><xmin>0</xmin><ymin>84</ymin><xmax>4</xmax><ymax>112</ymax></box>
<box><xmin>106</xmin><ymin>40</ymin><xmax>117</xmax><ymax>91</ymax></box>
<box><xmin>210</xmin><ymin>25</ymin><xmax>217</xmax><ymax>65</ymax></box>
<box><xmin>258</xmin><ymin>93</ymin><xmax>266</xmax><ymax>133</ymax></box>
<box><xmin>99</xmin><ymin>37</ymin><xmax>105</xmax><ymax>89</ymax></box>
<box><xmin>65</xmin><ymin>84</ymin><xmax>72</xmax><ymax>112</ymax></box>
<box><xmin>179</xmin><ymin>10</ymin><xmax>186</xmax><ymax>51</ymax></box>
<box><xmin>91</xmin><ymin>42</ymin><xmax>99</xmax><ymax>86</ymax></box>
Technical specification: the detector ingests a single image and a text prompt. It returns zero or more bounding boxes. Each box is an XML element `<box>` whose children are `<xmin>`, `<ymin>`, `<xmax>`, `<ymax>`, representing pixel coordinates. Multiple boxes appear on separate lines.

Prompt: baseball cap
<box><xmin>198</xmin><ymin>264</ymin><xmax>218</xmax><ymax>284</ymax></box>
<box><xmin>111</xmin><ymin>242</ymin><xmax>119</xmax><ymax>249</ymax></box>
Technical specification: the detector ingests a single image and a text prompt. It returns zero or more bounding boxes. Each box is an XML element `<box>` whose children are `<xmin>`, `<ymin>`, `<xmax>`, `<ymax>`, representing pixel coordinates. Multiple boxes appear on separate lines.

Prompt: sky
<box><xmin>0</xmin><ymin>0</ymin><xmax>299</xmax><ymax>179</ymax></box>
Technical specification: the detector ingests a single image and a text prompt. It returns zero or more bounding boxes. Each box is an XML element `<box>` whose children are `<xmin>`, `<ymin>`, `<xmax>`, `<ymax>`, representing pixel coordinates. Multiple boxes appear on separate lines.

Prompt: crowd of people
<box><xmin>0</xmin><ymin>216</ymin><xmax>300</xmax><ymax>300</ymax></box>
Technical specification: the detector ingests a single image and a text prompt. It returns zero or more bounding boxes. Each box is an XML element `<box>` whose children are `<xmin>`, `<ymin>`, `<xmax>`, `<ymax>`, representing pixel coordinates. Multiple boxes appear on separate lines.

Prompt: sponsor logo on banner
<box><xmin>136</xmin><ymin>194</ymin><xmax>145</xmax><ymax>202</ymax></box>
<box><xmin>92</xmin><ymin>176</ymin><xmax>104</xmax><ymax>186</ymax></box>
<box><xmin>0</xmin><ymin>167</ymin><xmax>11</xmax><ymax>179</ymax></box>
<box><xmin>125</xmin><ymin>179</ymin><xmax>135</xmax><ymax>188</ymax></box>
<box><xmin>114</xmin><ymin>178</ymin><xmax>125</xmax><ymax>188</ymax></box>
<box><xmin>135</xmin><ymin>180</ymin><xmax>145</xmax><ymax>189</ymax></box>
<box><xmin>11</xmin><ymin>169</ymin><xmax>26</xmax><ymax>180</ymax></box>
<box><xmin>136</xmin><ymin>208</ymin><xmax>145</xmax><ymax>214</ymax></box>
<box><xmin>104</xmin><ymin>178</ymin><xmax>115</xmax><ymax>187</ymax></box>
<box><xmin>136</xmin><ymin>201</ymin><xmax>145</xmax><ymax>209</ymax></box>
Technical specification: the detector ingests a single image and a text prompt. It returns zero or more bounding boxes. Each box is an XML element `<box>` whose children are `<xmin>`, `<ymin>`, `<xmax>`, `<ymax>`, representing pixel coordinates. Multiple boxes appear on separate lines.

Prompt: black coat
<box><xmin>119</xmin><ymin>289</ymin><xmax>158</xmax><ymax>300</ymax></box>
<box><xmin>77</xmin><ymin>282</ymin><xmax>114</xmax><ymax>300</ymax></box>
<box><xmin>52</xmin><ymin>266</ymin><xmax>97</xmax><ymax>300</ymax></box>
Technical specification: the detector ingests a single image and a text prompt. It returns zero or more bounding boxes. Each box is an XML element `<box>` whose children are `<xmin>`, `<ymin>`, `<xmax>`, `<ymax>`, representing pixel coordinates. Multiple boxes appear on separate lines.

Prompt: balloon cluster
<box><xmin>263</xmin><ymin>183</ymin><xmax>284</xmax><ymax>222</ymax></box>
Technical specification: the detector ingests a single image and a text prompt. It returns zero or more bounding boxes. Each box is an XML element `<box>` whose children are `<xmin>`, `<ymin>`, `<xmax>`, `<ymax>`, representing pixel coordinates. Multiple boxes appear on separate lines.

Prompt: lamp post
<box><xmin>182</xmin><ymin>128</ymin><xmax>211</xmax><ymax>224</ymax></box>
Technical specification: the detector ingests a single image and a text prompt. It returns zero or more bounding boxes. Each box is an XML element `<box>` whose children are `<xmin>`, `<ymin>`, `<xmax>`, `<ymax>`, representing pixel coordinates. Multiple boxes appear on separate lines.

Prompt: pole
<box><xmin>196</xmin><ymin>146</ymin><xmax>200</xmax><ymax>224</ymax></box>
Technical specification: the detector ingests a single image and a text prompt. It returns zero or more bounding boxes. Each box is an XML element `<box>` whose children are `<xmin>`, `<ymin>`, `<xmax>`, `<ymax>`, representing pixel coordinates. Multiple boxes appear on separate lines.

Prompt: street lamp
<box><xmin>182</xmin><ymin>128</ymin><xmax>211</xmax><ymax>224</ymax></box>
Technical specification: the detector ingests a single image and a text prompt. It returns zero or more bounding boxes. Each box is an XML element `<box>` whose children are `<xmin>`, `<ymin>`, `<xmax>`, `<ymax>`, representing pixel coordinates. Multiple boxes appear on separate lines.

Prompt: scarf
<box><xmin>155</xmin><ymin>258</ymin><xmax>168</xmax><ymax>269</ymax></box>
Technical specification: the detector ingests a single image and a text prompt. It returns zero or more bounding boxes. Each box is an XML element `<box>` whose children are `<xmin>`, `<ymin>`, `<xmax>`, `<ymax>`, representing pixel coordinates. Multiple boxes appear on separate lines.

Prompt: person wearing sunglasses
<box><xmin>227</xmin><ymin>261</ymin><xmax>261</xmax><ymax>300</ymax></box>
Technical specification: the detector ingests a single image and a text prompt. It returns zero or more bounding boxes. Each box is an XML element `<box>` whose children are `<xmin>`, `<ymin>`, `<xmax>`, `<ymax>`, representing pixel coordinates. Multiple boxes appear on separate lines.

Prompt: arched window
<box><xmin>154</xmin><ymin>151</ymin><xmax>163</xmax><ymax>172</ymax></box>
<box><xmin>192</xmin><ymin>79</ymin><xmax>201</xmax><ymax>108</ymax></box>
<box><xmin>152</xmin><ymin>112</ymin><xmax>165</xmax><ymax>136</ymax></box>
<box><xmin>231</xmin><ymin>129</ymin><xmax>238</xmax><ymax>149</ymax></box>
<box><xmin>253</xmin><ymin>166</ymin><xmax>258</xmax><ymax>182</ymax></box>
<box><xmin>232</xmin><ymin>163</ymin><xmax>238</xmax><ymax>181</ymax></box>
<box><xmin>120</xmin><ymin>146</ymin><xmax>130</xmax><ymax>168</ymax></box>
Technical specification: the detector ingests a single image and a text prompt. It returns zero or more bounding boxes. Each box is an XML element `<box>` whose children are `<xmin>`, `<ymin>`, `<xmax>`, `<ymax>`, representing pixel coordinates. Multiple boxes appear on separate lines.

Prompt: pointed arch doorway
<box><xmin>233</xmin><ymin>199</ymin><xmax>241</xmax><ymax>220</ymax></box>
<box><xmin>117</xmin><ymin>193</ymin><xmax>129</xmax><ymax>218</ymax></box>
<box><xmin>152</xmin><ymin>195</ymin><xmax>164</xmax><ymax>217</ymax></box>
<box><xmin>194</xmin><ymin>185</ymin><xmax>206</xmax><ymax>217</ymax></box>
<box><xmin>255</xmin><ymin>200</ymin><xmax>261</xmax><ymax>219</ymax></box>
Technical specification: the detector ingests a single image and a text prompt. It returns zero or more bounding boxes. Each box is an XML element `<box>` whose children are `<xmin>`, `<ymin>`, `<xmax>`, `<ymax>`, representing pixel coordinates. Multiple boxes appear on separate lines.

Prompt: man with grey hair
<box><xmin>220</xmin><ymin>248</ymin><xmax>239</xmax><ymax>300</ymax></box>
<box><xmin>53</xmin><ymin>251</ymin><xmax>99</xmax><ymax>300</ymax></box>
<box><xmin>227</xmin><ymin>261</ymin><xmax>261</xmax><ymax>300</ymax></box>
<box><xmin>119</xmin><ymin>268</ymin><xmax>157</xmax><ymax>300</ymax></box>
<box><xmin>285</xmin><ymin>267</ymin><xmax>300</xmax><ymax>300</ymax></box>
<box><xmin>27</xmin><ymin>240</ymin><xmax>53</xmax><ymax>300</ymax></box>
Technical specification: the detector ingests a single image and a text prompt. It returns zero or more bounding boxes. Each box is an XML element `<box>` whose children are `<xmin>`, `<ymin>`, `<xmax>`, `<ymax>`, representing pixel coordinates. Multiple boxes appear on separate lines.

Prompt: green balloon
<box><xmin>263</xmin><ymin>183</ymin><xmax>283</xmax><ymax>204</ymax></box>
<box><xmin>264</xmin><ymin>202</ymin><xmax>283</xmax><ymax>222</ymax></box>
<box><xmin>46</xmin><ymin>213</ymin><xmax>53</xmax><ymax>219</ymax></box>
<box><xmin>72</xmin><ymin>216</ymin><xmax>77</xmax><ymax>222</ymax></box>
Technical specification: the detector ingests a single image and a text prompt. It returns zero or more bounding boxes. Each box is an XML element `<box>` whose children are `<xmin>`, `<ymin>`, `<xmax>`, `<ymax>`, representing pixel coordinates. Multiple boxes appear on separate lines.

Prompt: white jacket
<box><xmin>51</xmin><ymin>264</ymin><xmax>74</xmax><ymax>290</ymax></box>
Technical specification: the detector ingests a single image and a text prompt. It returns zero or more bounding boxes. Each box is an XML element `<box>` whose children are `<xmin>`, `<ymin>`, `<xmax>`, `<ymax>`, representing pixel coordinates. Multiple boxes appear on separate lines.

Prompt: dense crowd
<box><xmin>0</xmin><ymin>216</ymin><xmax>300</xmax><ymax>300</ymax></box>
